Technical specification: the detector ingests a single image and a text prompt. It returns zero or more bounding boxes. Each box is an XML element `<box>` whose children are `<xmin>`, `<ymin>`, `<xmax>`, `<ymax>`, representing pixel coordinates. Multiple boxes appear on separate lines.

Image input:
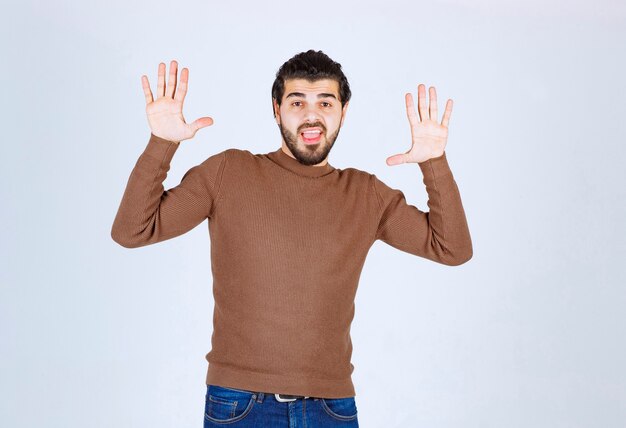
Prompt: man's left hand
<box><xmin>386</xmin><ymin>83</ymin><xmax>453</xmax><ymax>165</ymax></box>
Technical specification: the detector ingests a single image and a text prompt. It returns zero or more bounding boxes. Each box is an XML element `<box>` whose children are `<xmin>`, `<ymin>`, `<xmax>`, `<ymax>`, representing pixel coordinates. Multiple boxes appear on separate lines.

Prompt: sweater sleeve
<box><xmin>111</xmin><ymin>133</ymin><xmax>227</xmax><ymax>248</ymax></box>
<box><xmin>372</xmin><ymin>151</ymin><xmax>473</xmax><ymax>266</ymax></box>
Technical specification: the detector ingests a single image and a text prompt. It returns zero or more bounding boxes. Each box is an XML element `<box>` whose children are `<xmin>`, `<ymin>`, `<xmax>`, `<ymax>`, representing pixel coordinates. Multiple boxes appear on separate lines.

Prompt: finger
<box><xmin>174</xmin><ymin>67</ymin><xmax>189</xmax><ymax>103</ymax></box>
<box><xmin>441</xmin><ymin>99</ymin><xmax>453</xmax><ymax>128</ymax></box>
<box><xmin>405</xmin><ymin>93</ymin><xmax>418</xmax><ymax>127</ymax></box>
<box><xmin>157</xmin><ymin>62</ymin><xmax>166</xmax><ymax>98</ymax></box>
<box><xmin>190</xmin><ymin>116</ymin><xmax>214</xmax><ymax>132</ymax></box>
<box><xmin>141</xmin><ymin>75</ymin><xmax>154</xmax><ymax>105</ymax></box>
<box><xmin>386</xmin><ymin>153</ymin><xmax>409</xmax><ymax>166</ymax></box>
<box><xmin>417</xmin><ymin>84</ymin><xmax>427</xmax><ymax>121</ymax></box>
<box><xmin>165</xmin><ymin>60</ymin><xmax>178</xmax><ymax>98</ymax></box>
<box><xmin>429</xmin><ymin>86</ymin><xmax>438</xmax><ymax>122</ymax></box>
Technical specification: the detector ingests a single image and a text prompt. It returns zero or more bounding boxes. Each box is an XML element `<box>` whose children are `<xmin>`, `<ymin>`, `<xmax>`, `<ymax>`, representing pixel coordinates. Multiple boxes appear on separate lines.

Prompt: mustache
<box><xmin>298</xmin><ymin>123</ymin><xmax>326</xmax><ymax>133</ymax></box>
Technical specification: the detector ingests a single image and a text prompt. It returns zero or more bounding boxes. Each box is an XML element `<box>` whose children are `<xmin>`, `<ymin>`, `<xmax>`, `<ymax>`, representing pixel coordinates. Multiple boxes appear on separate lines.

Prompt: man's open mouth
<box><xmin>301</xmin><ymin>128</ymin><xmax>323</xmax><ymax>144</ymax></box>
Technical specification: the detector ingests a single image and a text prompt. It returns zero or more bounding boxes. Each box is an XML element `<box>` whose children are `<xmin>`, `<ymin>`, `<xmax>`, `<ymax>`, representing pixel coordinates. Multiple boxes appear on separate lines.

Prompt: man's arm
<box><xmin>372</xmin><ymin>151</ymin><xmax>472</xmax><ymax>266</ymax></box>
<box><xmin>110</xmin><ymin>133</ymin><xmax>226</xmax><ymax>248</ymax></box>
<box><xmin>375</xmin><ymin>83</ymin><xmax>472</xmax><ymax>265</ymax></box>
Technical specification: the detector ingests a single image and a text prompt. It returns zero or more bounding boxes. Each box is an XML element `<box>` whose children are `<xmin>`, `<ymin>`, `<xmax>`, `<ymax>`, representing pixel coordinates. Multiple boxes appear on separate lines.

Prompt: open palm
<box><xmin>142</xmin><ymin>60</ymin><xmax>214</xmax><ymax>143</ymax></box>
<box><xmin>386</xmin><ymin>84</ymin><xmax>453</xmax><ymax>165</ymax></box>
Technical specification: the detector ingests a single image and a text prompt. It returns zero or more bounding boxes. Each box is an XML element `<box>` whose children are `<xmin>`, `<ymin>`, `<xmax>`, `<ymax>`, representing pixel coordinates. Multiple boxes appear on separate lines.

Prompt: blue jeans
<box><xmin>204</xmin><ymin>384</ymin><xmax>359</xmax><ymax>427</ymax></box>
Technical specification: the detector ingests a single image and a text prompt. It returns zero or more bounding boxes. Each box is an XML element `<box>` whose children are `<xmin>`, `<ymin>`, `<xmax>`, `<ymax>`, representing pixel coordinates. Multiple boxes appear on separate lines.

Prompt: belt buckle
<box><xmin>275</xmin><ymin>393</ymin><xmax>310</xmax><ymax>402</ymax></box>
<box><xmin>275</xmin><ymin>393</ymin><xmax>297</xmax><ymax>402</ymax></box>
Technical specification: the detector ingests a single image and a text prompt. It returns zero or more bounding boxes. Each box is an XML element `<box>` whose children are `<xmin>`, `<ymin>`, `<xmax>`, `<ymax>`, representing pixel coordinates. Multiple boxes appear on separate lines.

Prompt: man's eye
<box><xmin>292</xmin><ymin>101</ymin><xmax>302</xmax><ymax>106</ymax></box>
<box><xmin>321</xmin><ymin>102</ymin><xmax>331</xmax><ymax>107</ymax></box>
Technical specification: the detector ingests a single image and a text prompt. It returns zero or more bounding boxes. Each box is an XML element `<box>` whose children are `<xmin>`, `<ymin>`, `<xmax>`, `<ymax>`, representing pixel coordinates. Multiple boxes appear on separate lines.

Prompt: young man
<box><xmin>111</xmin><ymin>50</ymin><xmax>472</xmax><ymax>427</ymax></box>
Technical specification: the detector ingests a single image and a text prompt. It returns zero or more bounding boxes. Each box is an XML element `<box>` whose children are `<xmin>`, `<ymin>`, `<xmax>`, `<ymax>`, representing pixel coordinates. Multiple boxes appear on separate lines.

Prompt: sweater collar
<box><xmin>266</xmin><ymin>147</ymin><xmax>336</xmax><ymax>178</ymax></box>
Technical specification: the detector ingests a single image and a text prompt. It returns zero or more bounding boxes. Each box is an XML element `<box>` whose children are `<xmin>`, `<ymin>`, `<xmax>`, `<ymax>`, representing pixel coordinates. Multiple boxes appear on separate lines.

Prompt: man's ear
<box><xmin>340</xmin><ymin>101</ymin><xmax>349</xmax><ymax>127</ymax></box>
<box><xmin>273</xmin><ymin>98</ymin><xmax>281</xmax><ymax>124</ymax></box>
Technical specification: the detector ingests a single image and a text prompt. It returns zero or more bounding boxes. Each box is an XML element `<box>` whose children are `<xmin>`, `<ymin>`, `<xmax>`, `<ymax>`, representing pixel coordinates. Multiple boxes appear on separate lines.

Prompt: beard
<box><xmin>278</xmin><ymin>121</ymin><xmax>342</xmax><ymax>166</ymax></box>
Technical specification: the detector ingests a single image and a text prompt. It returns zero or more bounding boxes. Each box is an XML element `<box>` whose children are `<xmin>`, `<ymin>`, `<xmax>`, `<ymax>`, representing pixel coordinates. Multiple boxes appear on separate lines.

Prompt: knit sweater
<box><xmin>111</xmin><ymin>133</ymin><xmax>472</xmax><ymax>398</ymax></box>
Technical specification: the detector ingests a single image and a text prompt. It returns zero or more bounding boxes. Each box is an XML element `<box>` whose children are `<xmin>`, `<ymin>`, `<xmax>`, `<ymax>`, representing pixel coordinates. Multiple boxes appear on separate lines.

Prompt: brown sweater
<box><xmin>111</xmin><ymin>133</ymin><xmax>472</xmax><ymax>398</ymax></box>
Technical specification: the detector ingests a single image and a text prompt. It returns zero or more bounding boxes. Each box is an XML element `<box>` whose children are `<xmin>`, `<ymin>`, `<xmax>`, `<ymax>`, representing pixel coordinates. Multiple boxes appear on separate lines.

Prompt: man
<box><xmin>111</xmin><ymin>50</ymin><xmax>472</xmax><ymax>427</ymax></box>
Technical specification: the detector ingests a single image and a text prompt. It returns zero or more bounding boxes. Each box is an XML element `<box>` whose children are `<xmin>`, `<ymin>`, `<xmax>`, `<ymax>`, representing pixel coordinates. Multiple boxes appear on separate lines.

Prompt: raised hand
<box><xmin>386</xmin><ymin>84</ymin><xmax>453</xmax><ymax>165</ymax></box>
<box><xmin>141</xmin><ymin>60</ymin><xmax>214</xmax><ymax>143</ymax></box>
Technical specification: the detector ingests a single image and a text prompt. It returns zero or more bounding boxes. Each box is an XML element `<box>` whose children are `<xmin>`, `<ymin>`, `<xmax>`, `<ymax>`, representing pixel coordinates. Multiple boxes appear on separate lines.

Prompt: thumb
<box><xmin>386</xmin><ymin>153</ymin><xmax>408</xmax><ymax>166</ymax></box>
<box><xmin>190</xmin><ymin>116</ymin><xmax>214</xmax><ymax>132</ymax></box>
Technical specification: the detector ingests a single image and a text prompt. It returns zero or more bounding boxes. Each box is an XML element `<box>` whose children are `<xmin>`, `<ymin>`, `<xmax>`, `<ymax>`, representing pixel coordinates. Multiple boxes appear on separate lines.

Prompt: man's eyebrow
<box><xmin>285</xmin><ymin>92</ymin><xmax>338</xmax><ymax>100</ymax></box>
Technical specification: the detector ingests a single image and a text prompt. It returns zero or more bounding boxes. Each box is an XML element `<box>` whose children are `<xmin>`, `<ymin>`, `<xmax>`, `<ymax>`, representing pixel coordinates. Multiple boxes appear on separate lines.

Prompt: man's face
<box><xmin>273</xmin><ymin>78</ymin><xmax>349</xmax><ymax>166</ymax></box>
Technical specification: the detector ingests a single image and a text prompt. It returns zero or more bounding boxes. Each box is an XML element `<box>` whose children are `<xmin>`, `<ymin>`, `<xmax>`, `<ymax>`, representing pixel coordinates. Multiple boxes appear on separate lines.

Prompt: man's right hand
<box><xmin>141</xmin><ymin>60</ymin><xmax>214</xmax><ymax>143</ymax></box>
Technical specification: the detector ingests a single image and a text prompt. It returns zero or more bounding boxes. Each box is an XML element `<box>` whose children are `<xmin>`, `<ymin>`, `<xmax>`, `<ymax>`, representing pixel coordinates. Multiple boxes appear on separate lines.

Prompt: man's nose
<box><xmin>303</xmin><ymin>104</ymin><xmax>322</xmax><ymax>121</ymax></box>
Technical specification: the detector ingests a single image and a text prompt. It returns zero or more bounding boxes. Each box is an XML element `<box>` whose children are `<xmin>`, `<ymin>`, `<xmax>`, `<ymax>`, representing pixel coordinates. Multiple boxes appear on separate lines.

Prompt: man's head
<box><xmin>271</xmin><ymin>50</ymin><xmax>351</xmax><ymax>166</ymax></box>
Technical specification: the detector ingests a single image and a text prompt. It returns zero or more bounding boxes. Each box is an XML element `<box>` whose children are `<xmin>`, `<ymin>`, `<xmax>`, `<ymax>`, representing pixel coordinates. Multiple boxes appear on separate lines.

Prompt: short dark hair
<box><xmin>271</xmin><ymin>49</ymin><xmax>352</xmax><ymax>118</ymax></box>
